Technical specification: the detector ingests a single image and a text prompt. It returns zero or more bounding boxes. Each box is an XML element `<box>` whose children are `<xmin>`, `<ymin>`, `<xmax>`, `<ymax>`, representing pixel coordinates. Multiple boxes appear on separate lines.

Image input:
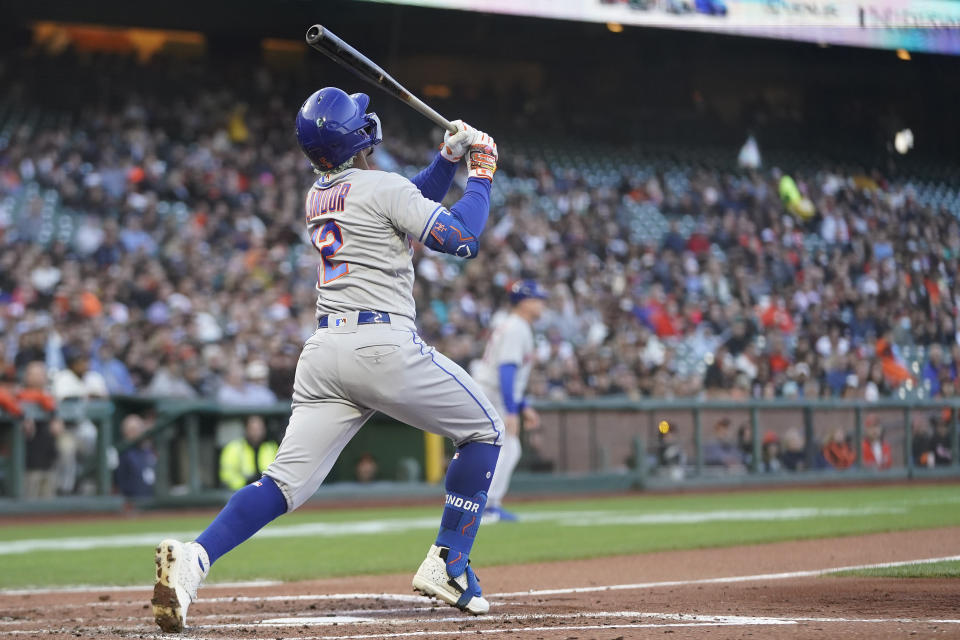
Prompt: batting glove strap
<box><xmin>467</xmin><ymin>132</ymin><xmax>498</xmax><ymax>181</ymax></box>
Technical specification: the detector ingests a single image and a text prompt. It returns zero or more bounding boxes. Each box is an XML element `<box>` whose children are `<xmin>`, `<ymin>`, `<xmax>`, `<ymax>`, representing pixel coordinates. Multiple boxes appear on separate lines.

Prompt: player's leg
<box><xmin>153</xmin><ymin>333</ymin><xmax>372</xmax><ymax>632</ymax></box>
<box><xmin>346</xmin><ymin>325</ymin><xmax>503</xmax><ymax>614</ymax></box>
<box><xmin>485</xmin><ymin>430</ymin><xmax>521</xmax><ymax>520</ymax></box>
<box><xmin>195</xmin><ymin>399</ymin><xmax>374</xmax><ymax>561</ymax></box>
<box><xmin>478</xmin><ymin>391</ymin><xmax>520</xmax><ymax>521</ymax></box>
<box><xmin>152</xmin><ymin>400</ymin><xmax>371</xmax><ymax>632</ymax></box>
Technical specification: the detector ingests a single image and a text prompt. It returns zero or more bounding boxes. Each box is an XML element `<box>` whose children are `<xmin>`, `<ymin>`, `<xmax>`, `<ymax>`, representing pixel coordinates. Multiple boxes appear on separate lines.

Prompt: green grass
<box><xmin>0</xmin><ymin>484</ymin><xmax>958</xmax><ymax>589</ymax></box>
<box><xmin>830</xmin><ymin>560</ymin><xmax>960</xmax><ymax>579</ymax></box>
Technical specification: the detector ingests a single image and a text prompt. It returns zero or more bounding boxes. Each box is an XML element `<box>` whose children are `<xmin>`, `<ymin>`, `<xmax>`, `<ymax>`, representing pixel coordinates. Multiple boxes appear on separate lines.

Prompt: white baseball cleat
<box><xmin>412</xmin><ymin>544</ymin><xmax>489</xmax><ymax>615</ymax></box>
<box><xmin>152</xmin><ymin>539</ymin><xmax>209</xmax><ymax>633</ymax></box>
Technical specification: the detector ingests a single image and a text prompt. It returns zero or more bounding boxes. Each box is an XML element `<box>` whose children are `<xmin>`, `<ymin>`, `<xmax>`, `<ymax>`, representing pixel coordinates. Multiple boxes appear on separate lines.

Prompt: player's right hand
<box><xmin>503</xmin><ymin>413</ymin><xmax>520</xmax><ymax>436</ymax></box>
<box><xmin>440</xmin><ymin>120</ymin><xmax>476</xmax><ymax>162</ymax></box>
<box><xmin>467</xmin><ymin>132</ymin><xmax>497</xmax><ymax>181</ymax></box>
<box><xmin>522</xmin><ymin>406</ymin><xmax>541</xmax><ymax>430</ymax></box>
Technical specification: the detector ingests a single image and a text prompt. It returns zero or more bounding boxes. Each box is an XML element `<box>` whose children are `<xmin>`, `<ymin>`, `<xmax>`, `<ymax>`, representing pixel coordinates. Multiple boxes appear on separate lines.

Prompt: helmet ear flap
<box><xmin>365</xmin><ymin>113</ymin><xmax>383</xmax><ymax>146</ymax></box>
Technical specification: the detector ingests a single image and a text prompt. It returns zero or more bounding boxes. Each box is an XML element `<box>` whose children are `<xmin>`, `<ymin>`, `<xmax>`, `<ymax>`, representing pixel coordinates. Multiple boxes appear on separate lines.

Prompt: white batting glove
<box><xmin>467</xmin><ymin>131</ymin><xmax>497</xmax><ymax>181</ymax></box>
<box><xmin>440</xmin><ymin>120</ymin><xmax>477</xmax><ymax>162</ymax></box>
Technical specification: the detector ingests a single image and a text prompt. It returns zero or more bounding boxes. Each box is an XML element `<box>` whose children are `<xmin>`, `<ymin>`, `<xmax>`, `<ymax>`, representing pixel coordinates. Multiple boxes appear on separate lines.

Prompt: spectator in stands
<box><xmin>735</xmin><ymin>423</ymin><xmax>753</xmax><ymax>465</ymax></box>
<box><xmin>115</xmin><ymin>414</ymin><xmax>156</xmax><ymax>498</ymax></box>
<box><xmin>0</xmin><ymin>359</ymin><xmax>19</xmax><ymax>416</ymax></box>
<box><xmin>657</xmin><ymin>424</ymin><xmax>686</xmax><ymax>479</ymax></box>
<box><xmin>1</xmin><ymin>47</ymin><xmax>958</xmax><ymax>410</ymax></box>
<box><xmin>52</xmin><ymin>347</ymin><xmax>108</xmax><ymax>494</ymax></box>
<box><xmin>217</xmin><ymin>361</ymin><xmax>277</xmax><ymax>406</ymax></box>
<box><xmin>912</xmin><ymin>414</ymin><xmax>936</xmax><ymax>468</ymax></box>
<box><xmin>922</xmin><ymin>345</ymin><xmax>947</xmax><ymax>397</ymax></box>
<box><xmin>217</xmin><ymin>367</ymin><xmax>249</xmax><ymax>406</ymax></box>
<box><xmin>18</xmin><ymin>361</ymin><xmax>63</xmax><ymax>498</ymax></box>
<box><xmin>780</xmin><ymin>427</ymin><xmax>806</xmax><ymax>471</ymax></box>
<box><xmin>821</xmin><ymin>427</ymin><xmax>855</xmax><ymax>470</ymax></box>
<box><xmin>861</xmin><ymin>415</ymin><xmax>892</xmax><ymax>470</ymax></box>
<box><xmin>875</xmin><ymin>335</ymin><xmax>912</xmax><ymax>389</ymax></box>
<box><xmin>218</xmin><ymin>415</ymin><xmax>278</xmax><ymax>490</ymax></box>
<box><xmin>354</xmin><ymin>452</ymin><xmax>379</xmax><ymax>483</ymax></box>
<box><xmin>703</xmin><ymin>418</ymin><xmax>745</xmax><ymax>470</ymax></box>
<box><xmin>242</xmin><ymin>361</ymin><xmax>277</xmax><ymax>405</ymax></box>
<box><xmin>143</xmin><ymin>354</ymin><xmax>197</xmax><ymax>398</ymax></box>
<box><xmin>760</xmin><ymin>431</ymin><xmax>782</xmax><ymax>473</ymax></box>
<box><xmin>92</xmin><ymin>343</ymin><xmax>136</xmax><ymax>396</ymax></box>
<box><xmin>929</xmin><ymin>413</ymin><xmax>954</xmax><ymax>467</ymax></box>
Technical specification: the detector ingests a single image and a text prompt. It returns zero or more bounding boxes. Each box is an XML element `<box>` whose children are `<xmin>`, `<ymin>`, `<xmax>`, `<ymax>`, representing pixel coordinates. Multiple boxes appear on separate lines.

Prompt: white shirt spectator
<box><xmin>815</xmin><ymin>335</ymin><xmax>850</xmax><ymax>358</ymax></box>
<box><xmin>53</xmin><ymin>368</ymin><xmax>109</xmax><ymax>401</ymax></box>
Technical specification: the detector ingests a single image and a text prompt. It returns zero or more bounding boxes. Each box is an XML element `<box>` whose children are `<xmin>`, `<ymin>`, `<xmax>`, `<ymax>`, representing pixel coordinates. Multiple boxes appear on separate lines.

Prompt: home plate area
<box><xmin>2</xmin><ymin>531</ymin><xmax>960</xmax><ymax>640</ymax></box>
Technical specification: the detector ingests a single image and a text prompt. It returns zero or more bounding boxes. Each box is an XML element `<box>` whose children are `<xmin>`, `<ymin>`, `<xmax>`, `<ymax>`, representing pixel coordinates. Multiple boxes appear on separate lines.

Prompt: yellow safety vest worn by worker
<box><xmin>219</xmin><ymin>439</ymin><xmax>279</xmax><ymax>490</ymax></box>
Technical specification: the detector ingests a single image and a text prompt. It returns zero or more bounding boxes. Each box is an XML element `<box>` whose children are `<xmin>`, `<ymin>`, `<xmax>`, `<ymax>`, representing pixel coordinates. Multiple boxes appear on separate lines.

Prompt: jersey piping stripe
<box><xmin>410</xmin><ymin>330</ymin><xmax>502</xmax><ymax>440</ymax></box>
<box><xmin>418</xmin><ymin>205</ymin><xmax>445</xmax><ymax>243</ymax></box>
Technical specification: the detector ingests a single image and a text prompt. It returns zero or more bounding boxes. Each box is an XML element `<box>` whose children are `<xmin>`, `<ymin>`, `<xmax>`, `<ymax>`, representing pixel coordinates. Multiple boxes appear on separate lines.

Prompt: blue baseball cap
<box><xmin>509</xmin><ymin>280</ymin><xmax>548</xmax><ymax>305</ymax></box>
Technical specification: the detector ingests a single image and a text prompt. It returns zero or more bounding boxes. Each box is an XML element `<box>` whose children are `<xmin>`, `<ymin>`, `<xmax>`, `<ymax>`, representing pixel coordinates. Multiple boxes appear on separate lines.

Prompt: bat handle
<box><xmin>406</xmin><ymin>94</ymin><xmax>458</xmax><ymax>134</ymax></box>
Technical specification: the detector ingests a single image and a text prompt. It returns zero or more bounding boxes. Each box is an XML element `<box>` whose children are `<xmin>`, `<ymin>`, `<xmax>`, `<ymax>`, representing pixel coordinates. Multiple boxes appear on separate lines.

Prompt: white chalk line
<box><xmin>492</xmin><ymin>553</ymin><xmax>960</xmax><ymax>597</ymax></box>
<box><xmin>196</xmin><ymin>592</ymin><xmax>428</xmax><ymax>605</ymax></box>
<box><xmin>5</xmin><ymin>500</ymin><xmax>954</xmax><ymax>556</ymax></box>
<box><xmin>154</xmin><ymin>616</ymin><xmax>960</xmax><ymax>640</ymax></box>
<box><xmin>3</xmin><ymin>622</ymin><xmax>795</xmax><ymax>638</ymax></box>
<box><xmin>193</xmin><ymin>610</ymin><xmax>960</xmax><ymax>631</ymax></box>
<box><xmin>0</xmin><ymin>579</ymin><xmax>280</xmax><ymax>596</ymax></box>
<box><xmin>7</xmin><ymin>605</ymin><xmax>960</xmax><ymax>634</ymax></box>
<box><xmin>7</xmin><ymin>554</ymin><xmax>960</xmax><ymax>615</ymax></box>
<box><xmin>0</xmin><ymin>512</ymin><xmax>580</xmax><ymax>556</ymax></box>
<box><xmin>5</xmin><ymin>554</ymin><xmax>960</xmax><ymax>634</ymax></box>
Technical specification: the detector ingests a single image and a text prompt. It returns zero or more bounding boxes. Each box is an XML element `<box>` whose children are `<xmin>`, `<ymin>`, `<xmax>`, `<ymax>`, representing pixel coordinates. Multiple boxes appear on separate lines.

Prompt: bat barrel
<box><xmin>304</xmin><ymin>24</ymin><xmax>457</xmax><ymax>134</ymax></box>
<box><xmin>305</xmin><ymin>25</ymin><xmax>323</xmax><ymax>45</ymax></box>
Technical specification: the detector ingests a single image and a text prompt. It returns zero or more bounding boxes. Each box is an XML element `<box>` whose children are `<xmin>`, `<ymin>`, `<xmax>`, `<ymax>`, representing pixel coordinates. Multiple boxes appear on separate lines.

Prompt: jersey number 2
<box><xmin>311</xmin><ymin>220</ymin><xmax>349</xmax><ymax>284</ymax></box>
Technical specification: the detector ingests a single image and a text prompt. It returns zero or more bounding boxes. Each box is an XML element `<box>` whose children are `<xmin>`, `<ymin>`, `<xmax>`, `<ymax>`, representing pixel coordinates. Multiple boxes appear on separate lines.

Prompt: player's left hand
<box><xmin>522</xmin><ymin>406</ymin><xmax>540</xmax><ymax>430</ymax></box>
<box><xmin>440</xmin><ymin>120</ymin><xmax>476</xmax><ymax>162</ymax></box>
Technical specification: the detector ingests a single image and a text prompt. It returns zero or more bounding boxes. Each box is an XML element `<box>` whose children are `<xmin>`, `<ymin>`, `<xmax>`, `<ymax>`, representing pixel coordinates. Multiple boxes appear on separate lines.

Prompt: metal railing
<box><xmin>529</xmin><ymin>398</ymin><xmax>960</xmax><ymax>480</ymax></box>
<box><xmin>0</xmin><ymin>400</ymin><xmax>114</xmax><ymax>499</ymax></box>
<box><xmin>2</xmin><ymin>397</ymin><xmax>959</xmax><ymax>502</ymax></box>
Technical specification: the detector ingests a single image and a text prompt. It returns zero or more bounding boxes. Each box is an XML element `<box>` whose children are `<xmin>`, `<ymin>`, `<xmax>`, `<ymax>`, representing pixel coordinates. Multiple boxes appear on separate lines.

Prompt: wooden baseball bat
<box><xmin>305</xmin><ymin>25</ymin><xmax>458</xmax><ymax>134</ymax></box>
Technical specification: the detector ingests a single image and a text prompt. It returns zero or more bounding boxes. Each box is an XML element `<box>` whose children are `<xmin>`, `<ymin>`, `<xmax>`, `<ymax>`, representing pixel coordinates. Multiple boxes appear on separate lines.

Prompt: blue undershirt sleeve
<box><xmin>449</xmin><ymin>177</ymin><xmax>491</xmax><ymax>235</ymax></box>
<box><xmin>498</xmin><ymin>363</ymin><xmax>520</xmax><ymax>414</ymax></box>
<box><xmin>422</xmin><ymin>177</ymin><xmax>491</xmax><ymax>258</ymax></box>
<box><xmin>411</xmin><ymin>153</ymin><xmax>457</xmax><ymax>202</ymax></box>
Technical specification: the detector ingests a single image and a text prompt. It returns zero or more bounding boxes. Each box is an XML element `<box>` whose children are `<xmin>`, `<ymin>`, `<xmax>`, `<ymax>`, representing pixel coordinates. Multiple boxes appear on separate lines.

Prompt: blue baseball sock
<box><xmin>195</xmin><ymin>475</ymin><xmax>288</xmax><ymax>565</ymax></box>
<box><xmin>435</xmin><ymin>441</ymin><xmax>500</xmax><ymax>576</ymax></box>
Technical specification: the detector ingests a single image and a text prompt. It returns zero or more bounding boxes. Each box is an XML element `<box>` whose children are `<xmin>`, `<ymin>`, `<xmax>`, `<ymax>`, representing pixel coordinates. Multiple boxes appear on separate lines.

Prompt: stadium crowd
<box><xmin>1</xmin><ymin>50</ymin><xmax>959</xmax><ymax>414</ymax></box>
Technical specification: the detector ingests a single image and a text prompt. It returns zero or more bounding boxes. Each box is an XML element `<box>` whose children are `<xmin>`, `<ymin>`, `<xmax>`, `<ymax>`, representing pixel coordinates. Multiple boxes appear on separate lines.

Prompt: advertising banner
<box><xmin>364</xmin><ymin>0</ymin><xmax>960</xmax><ymax>54</ymax></box>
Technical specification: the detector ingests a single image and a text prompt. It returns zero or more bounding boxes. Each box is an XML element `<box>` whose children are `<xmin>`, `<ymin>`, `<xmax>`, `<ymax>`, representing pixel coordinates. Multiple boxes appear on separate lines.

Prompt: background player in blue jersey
<box><xmin>151</xmin><ymin>87</ymin><xmax>503</xmax><ymax>632</ymax></box>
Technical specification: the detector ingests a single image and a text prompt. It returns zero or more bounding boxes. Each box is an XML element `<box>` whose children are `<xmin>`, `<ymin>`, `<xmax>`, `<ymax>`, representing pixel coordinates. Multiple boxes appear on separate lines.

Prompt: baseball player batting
<box><xmin>151</xmin><ymin>87</ymin><xmax>503</xmax><ymax>632</ymax></box>
<box><xmin>474</xmin><ymin>281</ymin><xmax>547</xmax><ymax>521</ymax></box>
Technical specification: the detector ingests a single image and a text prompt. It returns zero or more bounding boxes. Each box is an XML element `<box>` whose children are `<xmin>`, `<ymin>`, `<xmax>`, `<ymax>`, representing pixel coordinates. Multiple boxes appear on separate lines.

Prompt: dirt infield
<box><xmin>2</xmin><ymin>527</ymin><xmax>959</xmax><ymax>639</ymax></box>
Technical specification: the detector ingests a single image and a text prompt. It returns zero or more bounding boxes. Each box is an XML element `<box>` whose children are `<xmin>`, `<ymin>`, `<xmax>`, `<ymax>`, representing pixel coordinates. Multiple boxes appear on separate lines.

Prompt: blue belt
<box><xmin>318</xmin><ymin>311</ymin><xmax>391</xmax><ymax>329</ymax></box>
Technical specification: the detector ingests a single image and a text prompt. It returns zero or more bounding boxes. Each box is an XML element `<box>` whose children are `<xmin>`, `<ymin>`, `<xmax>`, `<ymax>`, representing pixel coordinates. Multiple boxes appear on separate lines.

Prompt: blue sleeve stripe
<box><xmin>419</xmin><ymin>205</ymin><xmax>444</xmax><ymax>243</ymax></box>
<box><xmin>498</xmin><ymin>363</ymin><xmax>519</xmax><ymax>414</ymax></box>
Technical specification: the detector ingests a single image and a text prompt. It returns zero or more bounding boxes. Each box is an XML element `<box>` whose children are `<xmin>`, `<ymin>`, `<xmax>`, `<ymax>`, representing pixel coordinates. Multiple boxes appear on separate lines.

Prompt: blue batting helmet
<box><xmin>295</xmin><ymin>87</ymin><xmax>382</xmax><ymax>170</ymax></box>
<box><xmin>509</xmin><ymin>280</ymin><xmax>548</xmax><ymax>305</ymax></box>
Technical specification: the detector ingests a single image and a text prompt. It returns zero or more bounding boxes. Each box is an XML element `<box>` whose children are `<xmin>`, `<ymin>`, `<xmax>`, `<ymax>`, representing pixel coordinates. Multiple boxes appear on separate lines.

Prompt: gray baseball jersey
<box><xmin>266</xmin><ymin>168</ymin><xmax>504</xmax><ymax>510</ymax></box>
<box><xmin>305</xmin><ymin>168</ymin><xmax>446</xmax><ymax>321</ymax></box>
<box><xmin>474</xmin><ymin>313</ymin><xmax>535</xmax><ymax>415</ymax></box>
